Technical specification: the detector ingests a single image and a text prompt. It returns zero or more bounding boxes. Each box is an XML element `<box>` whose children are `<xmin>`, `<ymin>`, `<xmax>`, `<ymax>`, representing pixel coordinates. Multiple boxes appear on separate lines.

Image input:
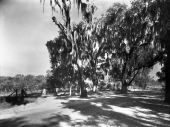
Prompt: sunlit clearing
<box><xmin>90</xmin><ymin>102</ymin><xmax>103</xmax><ymax>107</ymax></box>
<box><xmin>0</xmin><ymin>114</ymin><xmax>15</xmax><ymax>120</ymax></box>
<box><xmin>158</xmin><ymin>113</ymin><xmax>170</xmax><ymax>121</ymax></box>
<box><xmin>101</xmin><ymin>104</ymin><xmax>169</xmax><ymax>125</ymax></box>
<box><xmin>68</xmin><ymin>97</ymin><xmax>89</xmax><ymax>101</ymax></box>
<box><xmin>59</xmin><ymin>122</ymin><xmax>71</xmax><ymax>127</ymax></box>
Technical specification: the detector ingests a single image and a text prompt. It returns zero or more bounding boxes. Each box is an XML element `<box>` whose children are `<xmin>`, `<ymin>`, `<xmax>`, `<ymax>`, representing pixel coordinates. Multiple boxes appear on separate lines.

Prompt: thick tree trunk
<box><xmin>165</xmin><ymin>42</ymin><xmax>170</xmax><ymax>103</ymax></box>
<box><xmin>121</xmin><ymin>81</ymin><xmax>128</xmax><ymax>93</ymax></box>
<box><xmin>78</xmin><ymin>68</ymin><xmax>87</xmax><ymax>98</ymax></box>
<box><xmin>80</xmin><ymin>81</ymin><xmax>87</xmax><ymax>98</ymax></box>
<box><xmin>162</xmin><ymin>2</ymin><xmax>170</xmax><ymax>103</ymax></box>
<box><xmin>76</xmin><ymin>63</ymin><xmax>87</xmax><ymax>97</ymax></box>
<box><xmin>121</xmin><ymin>84</ymin><xmax>128</xmax><ymax>93</ymax></box>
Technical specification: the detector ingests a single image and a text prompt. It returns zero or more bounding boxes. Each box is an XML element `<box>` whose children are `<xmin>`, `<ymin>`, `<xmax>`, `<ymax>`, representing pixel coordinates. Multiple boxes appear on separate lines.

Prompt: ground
<box><xmin>0</xmin><ymin>90</ymin><xmax>170</xmax><ymax>127</ymax></box>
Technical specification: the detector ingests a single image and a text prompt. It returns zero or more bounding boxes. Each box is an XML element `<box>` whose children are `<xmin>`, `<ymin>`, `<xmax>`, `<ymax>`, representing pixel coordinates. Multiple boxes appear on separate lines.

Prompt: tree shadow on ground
<box><xmin>0</xmin><ymin>90</ymin><xmax>170</xmax><ymax>127</ymax></box>
<box><xmin>61</xmin><ymin>90</ymin><xmax>170</xmax><ymax>127</ymax></box>
<box><xmin>0</xmin><ymin>114</ymin><xmax>71</xmax><ymax>127</ymax></box>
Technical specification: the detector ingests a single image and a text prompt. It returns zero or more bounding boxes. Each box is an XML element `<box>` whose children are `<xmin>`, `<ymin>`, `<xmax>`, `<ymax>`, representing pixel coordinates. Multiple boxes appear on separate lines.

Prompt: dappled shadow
<box><xmin>0</xmin><ymin>114</ymin><xmax>71</xmax><ymax>127</ymax></box>
<box><xmin>61</xmin><ymin>90</ymin><xmax>170</xmax><ymax>127</ymax></box>
<box><xmin>0</xmin><ymin>90</ymin><xmax>170</xmax><ymax>127</ymax></box>
<box><xmin>127</xmin><ymin>90</ymin><xmax>163</xmax><ymax>99</ymax></box>
<box><xmin>0</xmin><ymin>117</ymin><xmax>28</xmax><ymax>127</ymax></box>
<box><xmin>42</xmin><ymin>114</ymin><xmax>71</xmax><ymax>127</ymax></box>
<box><xmin>0</xmin><ymin>117</ymin><xmax>44</xmax><ymax>127</ymax></box>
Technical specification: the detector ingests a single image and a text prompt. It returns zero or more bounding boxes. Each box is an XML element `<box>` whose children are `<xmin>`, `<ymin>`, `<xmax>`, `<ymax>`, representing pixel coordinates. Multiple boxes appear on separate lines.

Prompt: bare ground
<box><xmin>0</xmin><ymin>90</ymin><xmax>170</xmax><ymax>127</ymax></box>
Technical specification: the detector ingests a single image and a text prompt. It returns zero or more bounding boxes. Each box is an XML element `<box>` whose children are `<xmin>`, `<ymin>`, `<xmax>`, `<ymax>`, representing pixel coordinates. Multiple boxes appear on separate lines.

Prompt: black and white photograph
<box><xmin>0</xmin><ymin>0</ymin><xmax>170</xmax><ymax>126</ymax></box>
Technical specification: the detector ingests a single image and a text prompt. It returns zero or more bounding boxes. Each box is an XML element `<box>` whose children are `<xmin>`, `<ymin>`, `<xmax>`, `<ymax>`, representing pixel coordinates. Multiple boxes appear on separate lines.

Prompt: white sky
<box><xmin>0</xmin><ymin>0</ymin><xmax>160</xmax><ymax>78</ymax></box>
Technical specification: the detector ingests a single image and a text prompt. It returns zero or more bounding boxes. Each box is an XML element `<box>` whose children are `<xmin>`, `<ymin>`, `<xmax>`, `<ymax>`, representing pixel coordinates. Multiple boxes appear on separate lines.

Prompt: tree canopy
<box><xmin>45</xmin><ymin>0</ymin><xmax>170</xmax><ymax>102</ymax></box>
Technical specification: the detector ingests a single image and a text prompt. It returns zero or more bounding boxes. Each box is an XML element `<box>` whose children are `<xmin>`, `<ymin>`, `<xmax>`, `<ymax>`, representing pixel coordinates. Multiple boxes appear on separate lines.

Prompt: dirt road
<box><xmin>0</xmin><ymin>91</ymin><xmax>170</xmax><ymax>127</ymax></box>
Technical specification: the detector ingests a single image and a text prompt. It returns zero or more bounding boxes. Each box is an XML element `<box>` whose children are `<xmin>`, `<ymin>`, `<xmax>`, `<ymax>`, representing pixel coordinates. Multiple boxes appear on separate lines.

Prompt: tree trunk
<box><xmin>69</xmin><ymin>85</ymin><xmax>72</xmax><ymax>96</ymax></box>
<box><xmin>80</xmin><ymin>81</ymin><xmax>87</xmax><ymax>98</ymax></box>
<box><xmin>92</xmin><ymin>77</ymin><xmax>98</xmax><ymax>92</ymax></box>
<box><xmin>121</xmin><ymin>81</ymin><xmax>128</xmax><ymax>93</ymax></box>
<box><xmin>78</xmin><ymin>68</ymin><xmax>87</xmax><ymax>98</ymax></box>
<box><xmin>165</xmin><ymin>42</ymin><xmax>170</xmax><ymax>103</ymax></box>
<box><xmin>15</xmin><ymin>89</ymin><xmax>18</xmax><ymax>97</ymax></box>
<box><xmin>91</xmin><ymin>68</ymin><xmax>98</xmax><ymax>92</ymax></box>
<box><xmin>93</xmin><ymin>85</ymin><xmax>97</xmax><ymax>92</ymax></box>
<box><xmin>79</xmin><ymin>77</ymin><xmax>87</xmax><ymax>98</ymax></box>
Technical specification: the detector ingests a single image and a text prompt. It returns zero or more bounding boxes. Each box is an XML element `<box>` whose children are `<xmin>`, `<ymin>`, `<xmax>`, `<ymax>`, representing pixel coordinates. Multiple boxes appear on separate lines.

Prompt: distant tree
<box><xmin>14</xmin><ymin>74</ymin><xmax>25</xmax><ymax>90</ymax></box>
<box><xmin>35</xmin><ymin>75</ymin><xmax>46</xmax><ymax>90</ymax></box>
<box><xmin>133</xmin><ymin>68</ymin><xmax>151</xmax><ymax>89</ymax></box>
<box><xmin>157</xmin><ymin>66</ymin><xmax>165</xmax><ymax>83</ymax></box>
<box><xmin>24</xmin><ymin>75</ymin><xmax>34</xmax><ymax>90</ymax></box>
<box><xmin>0</xmin><ymin>74</ymin><xmax>47</xmax><ymax>95</ymax></box>
<box><xmin>2</xmin><ymin>77</ymin><xmax>14</xmax><ymax>92</ymax></box>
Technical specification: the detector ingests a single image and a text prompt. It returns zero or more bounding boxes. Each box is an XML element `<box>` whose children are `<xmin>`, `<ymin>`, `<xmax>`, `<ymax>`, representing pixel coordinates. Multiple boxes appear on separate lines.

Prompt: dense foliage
<box><xmin>0</xmin><ymin>75</ymin><xmax>46</xmax><ymax>93</ymax></box>
<box><xmin>44</xmin><ymin>0</ymin><xmax>169</xmax><ymax>102</ymax></box>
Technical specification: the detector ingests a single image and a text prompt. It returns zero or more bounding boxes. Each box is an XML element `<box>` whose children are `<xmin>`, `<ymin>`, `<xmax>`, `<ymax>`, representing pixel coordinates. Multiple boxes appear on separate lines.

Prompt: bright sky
<box><xmin>0</xmin><ymin>0</ymin><xmax>58</xmax><ymax>76</ymax></box>
<box><xmin>0</xmin><ymin>0</ymin><xmax>160</xmax><ymax>78</ymax></box>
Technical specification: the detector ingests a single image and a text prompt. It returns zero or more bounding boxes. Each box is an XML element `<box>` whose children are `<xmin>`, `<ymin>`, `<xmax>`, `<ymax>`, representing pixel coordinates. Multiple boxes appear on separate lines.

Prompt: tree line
<box><xmin>0</xmin><ymin>74</ymin><xmax>46</xmax><ymax>93</ymax></box>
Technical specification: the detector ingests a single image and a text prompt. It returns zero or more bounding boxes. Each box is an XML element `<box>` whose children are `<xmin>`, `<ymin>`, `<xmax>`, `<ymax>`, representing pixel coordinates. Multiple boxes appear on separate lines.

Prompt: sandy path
<box><xmin>0</xmin><ymin>96</ymin><xmax>91</xmax><ymax>127</ymax></box>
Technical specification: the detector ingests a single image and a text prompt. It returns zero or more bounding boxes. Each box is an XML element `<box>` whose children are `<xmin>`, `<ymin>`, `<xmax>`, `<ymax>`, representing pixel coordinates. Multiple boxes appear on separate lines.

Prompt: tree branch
<box><xmin>128</xmin><ymin>69</ymin><xmax>139</xmax><ymax>86</ymax></box>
